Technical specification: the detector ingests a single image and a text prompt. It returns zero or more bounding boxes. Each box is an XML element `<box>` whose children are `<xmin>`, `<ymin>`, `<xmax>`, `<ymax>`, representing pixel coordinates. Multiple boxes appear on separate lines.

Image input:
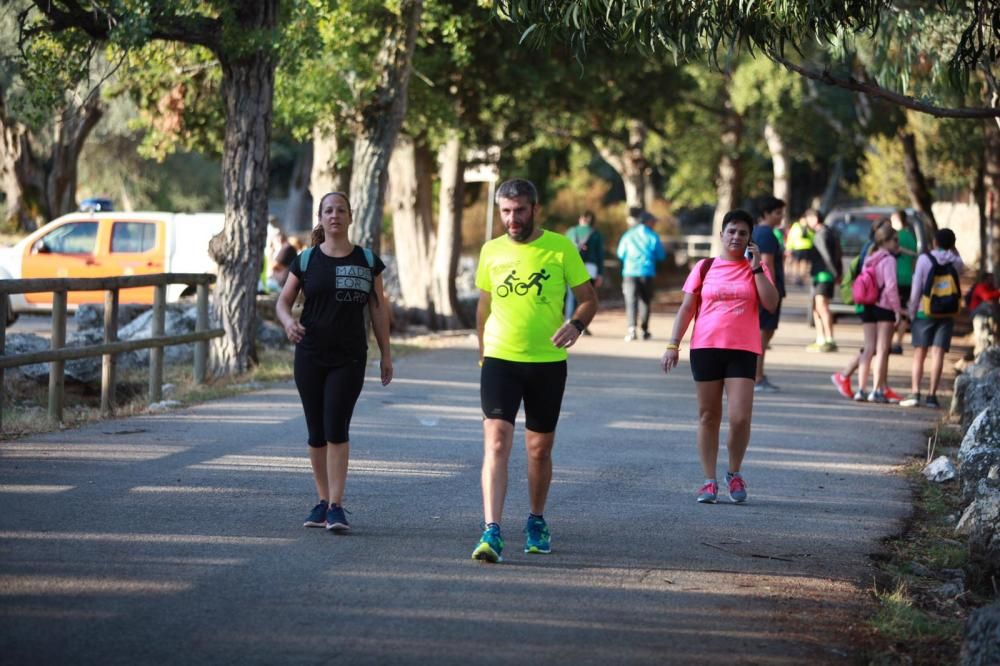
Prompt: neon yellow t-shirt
<box><xmin>476</xmin><ymin>230</ymin><xmax>591</xmax><ymax>362</ymax></box>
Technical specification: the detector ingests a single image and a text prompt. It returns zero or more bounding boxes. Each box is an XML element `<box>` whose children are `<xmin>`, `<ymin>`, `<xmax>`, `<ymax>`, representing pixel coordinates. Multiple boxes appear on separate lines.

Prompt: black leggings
<box><xmin>294</xmin><ymin>348</ymin><xmax>366</xmax><ymax>447</ymax></box>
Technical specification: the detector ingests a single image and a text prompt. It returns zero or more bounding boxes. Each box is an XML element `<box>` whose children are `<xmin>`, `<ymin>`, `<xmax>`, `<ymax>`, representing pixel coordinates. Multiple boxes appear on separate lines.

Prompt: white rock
<box><xmin>924</xmin><ymin>455</ymin><xmax>958</xmax><ymax>482</ymax></box>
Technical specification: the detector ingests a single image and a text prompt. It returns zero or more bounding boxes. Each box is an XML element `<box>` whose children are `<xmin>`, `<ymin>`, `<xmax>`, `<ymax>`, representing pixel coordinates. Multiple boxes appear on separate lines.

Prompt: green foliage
<box><xmin>113</xmin><ymin>43</ymin><xmax>226</xmax><ymax>160</ymax></box>
<box><xmin>499</xmin><ymin>1</ymin><xmax>999</xmax><ymax>116</ymax></box>
<box><xmin>851</xmin><ymin>134</ymin><xmax>910</xmax><ymax>206</ymax></box>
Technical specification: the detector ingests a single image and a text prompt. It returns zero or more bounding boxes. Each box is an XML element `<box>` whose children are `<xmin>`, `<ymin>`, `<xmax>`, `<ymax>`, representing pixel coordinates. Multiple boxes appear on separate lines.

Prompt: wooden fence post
<box><xmin>149</xmin><ymin>285</ymin><xmax>165</xmax><ymax>403</ymax></box>
<box><xmin>48</xmin><ymin>291</ymin><xmax>67</xmax><ymax>423</ymax></box>
<box><xmin>101</xmin><ymin>289</ymin><xmax>120</xmax><ymax>416</ymax></box>
<box><xmin>194</xmin><ymin>283</ymin><xmax>209</xmax><ymax>384</ymax></box>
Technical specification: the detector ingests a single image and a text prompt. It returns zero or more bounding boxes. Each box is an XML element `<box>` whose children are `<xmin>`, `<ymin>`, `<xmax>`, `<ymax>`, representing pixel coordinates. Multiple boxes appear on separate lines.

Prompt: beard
<box><xmin>505</xmin><ymin>211</ymin><xmax>535</xmax><ymax>242</ymax></box>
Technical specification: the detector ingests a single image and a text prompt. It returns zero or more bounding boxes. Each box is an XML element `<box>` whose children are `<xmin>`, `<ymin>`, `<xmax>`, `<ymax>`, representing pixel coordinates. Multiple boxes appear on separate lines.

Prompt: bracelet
<box><xmin>752</xmin><ymin>265</ymin><xmax>765</xmax><ymax>275</ymax></box>
<box><xmin>664</xmin><ymin>343</ymin><xmax>679</xmax><ymax>350</ymax></box>
<box><xmin>568</xmin><ymin>318</ymin><xmax>585</xmax><ymax>333</ymax></box>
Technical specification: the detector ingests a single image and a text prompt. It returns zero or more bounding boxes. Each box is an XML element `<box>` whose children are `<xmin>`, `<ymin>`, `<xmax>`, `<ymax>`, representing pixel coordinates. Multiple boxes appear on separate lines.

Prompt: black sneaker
<box><xmin>925</xmin><ymin>395</ymin><xmax>941</xmax><ymax>409</ymax></box>
<box><xmin>326</xmin><ymin>503</ymin><xmax>351</xmax><ymax>532</ymax></box>
<box><xmin>304</xmin><ymin>500</ymin><xmax>328</xmax><ymax>528</ymax></box>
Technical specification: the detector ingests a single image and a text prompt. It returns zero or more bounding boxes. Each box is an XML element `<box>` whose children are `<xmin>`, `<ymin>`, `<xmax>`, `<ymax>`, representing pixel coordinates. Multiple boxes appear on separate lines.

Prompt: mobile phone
<box><xmin>745</xmin><ymin>247</ymin><xmax>753</xmax><ymax>260</ymax></box>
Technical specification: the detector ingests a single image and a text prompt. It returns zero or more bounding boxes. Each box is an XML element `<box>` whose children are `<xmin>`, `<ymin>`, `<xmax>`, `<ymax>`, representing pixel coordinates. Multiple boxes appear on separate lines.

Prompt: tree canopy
<box><xmin>497</xmin><ymin>0</ymin><xmax>1000</xmax><ymax>119</ymax></box>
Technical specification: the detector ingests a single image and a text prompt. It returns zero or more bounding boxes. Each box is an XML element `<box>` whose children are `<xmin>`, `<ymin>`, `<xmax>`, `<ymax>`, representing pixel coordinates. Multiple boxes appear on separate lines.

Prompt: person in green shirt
<box><xmin>564</xmin><ymin>210</ymin><xmax>604</xmax><ymax>332</ymax></box>
<box><xmin>891</xmin><ymin>209</ymin><xmax>918</xmax><ymax>354</ymax></box>
<box><xmin>471</xmin><ymin>179</ymin><xmax>598</xmax><ymax>563</ymax></box>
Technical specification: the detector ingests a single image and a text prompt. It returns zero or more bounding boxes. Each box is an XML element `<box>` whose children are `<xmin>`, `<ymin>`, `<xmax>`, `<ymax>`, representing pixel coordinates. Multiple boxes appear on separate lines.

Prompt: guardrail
<box><xmin>0</xmin><ymin>274</ymin><xmax>224</xmax><ymax>431</ymax></box>
<box><xmin>663</xmin><ymin>234</ymin><xmax>713</xmax><ymax>265</ymax></box>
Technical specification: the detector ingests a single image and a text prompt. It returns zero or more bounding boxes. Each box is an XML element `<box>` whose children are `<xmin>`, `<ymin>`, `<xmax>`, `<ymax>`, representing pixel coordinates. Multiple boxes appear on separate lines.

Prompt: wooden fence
<box><xmin>0</xmin><ymin>274</ymin><xmax>224</xmax><ymax>432</ymax></box>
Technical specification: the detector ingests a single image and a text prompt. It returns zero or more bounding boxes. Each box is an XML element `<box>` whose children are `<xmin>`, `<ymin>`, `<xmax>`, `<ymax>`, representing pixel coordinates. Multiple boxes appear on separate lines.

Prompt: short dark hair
<box><xmin>580</xmin><ymin>210</ymin><xmax>595</xmax><ymax>224</ymax></box>
<box><xmin>756</xmin><ymin>195</ymin><xmax>785</xmax><ymax>218</ymax></box>
<box><xmin>935</xmin><ymin>228</ymin><xmax>956</xmax><ymax>250</ymax></box>
<box><xmin>495</xmin><ymin>179</ymin><xmax>538</xmax><ymax>205</ymax></box>
<box><xmin>722</xmin><ymin>209</ymin><xmax>755</xmax><ymax>232</ymax></box>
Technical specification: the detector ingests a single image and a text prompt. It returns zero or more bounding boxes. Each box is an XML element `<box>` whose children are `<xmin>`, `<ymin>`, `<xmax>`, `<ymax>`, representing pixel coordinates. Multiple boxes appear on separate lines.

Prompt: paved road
<box><xmin>0</xmin><ymin>289</ymin><xmax>943</xmax><ymax>664</ymax></box>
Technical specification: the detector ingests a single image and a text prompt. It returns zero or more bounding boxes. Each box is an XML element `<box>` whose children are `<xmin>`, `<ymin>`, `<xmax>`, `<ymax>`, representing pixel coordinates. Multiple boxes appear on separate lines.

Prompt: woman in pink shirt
<box><xmin>661</xmin><ymin>210</ymin><xmax>779</xmax><ymax>504</ymax></box>
<box><xmin>857</xmin><ymin>224</ymin><xmax>903</xmax><ymax>403</ymax></box>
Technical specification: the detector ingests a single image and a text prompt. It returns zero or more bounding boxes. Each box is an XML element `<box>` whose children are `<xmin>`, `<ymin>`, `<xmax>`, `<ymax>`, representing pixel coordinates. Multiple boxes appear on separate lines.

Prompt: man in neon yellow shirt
<box><xmin>471</xmin><ymin>179</ymin><xmax>598</xmax><ymax>563</ymax></box>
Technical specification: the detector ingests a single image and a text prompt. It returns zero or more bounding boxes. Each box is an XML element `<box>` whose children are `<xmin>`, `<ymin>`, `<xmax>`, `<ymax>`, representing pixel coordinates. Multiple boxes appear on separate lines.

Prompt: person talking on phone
<box><xmin>660</xmin><ymin>209</ymin><xmax>779</xmax><ymax>504</ymax></box>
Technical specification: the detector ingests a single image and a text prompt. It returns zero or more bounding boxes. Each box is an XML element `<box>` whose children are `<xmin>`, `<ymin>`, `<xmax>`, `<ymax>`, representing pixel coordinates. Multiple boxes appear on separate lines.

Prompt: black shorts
<box><xmin>811</xmin><ymin>281</ymin><xmax>835</xmax><ymax>299</ymax></box>
<box><xmin>792</xmin><ymin>249</ymin><xmax>810</xmax><ymax>262</ymax></box>
<box><xmin>758</xmin><ymin>302</ymin><xmax>781</xmax><ymax>331</ymax></box>
<box><xmin>480</xmin><ymin>358</ymin><xmax>567</xmax><ymax>433</ymax></box>
<box><xmin>898</xmin><ymin>285</ymin><xmax>911</xmax><ymax>311</ymax></box>
<box><xmin>294</xmin><ymin>348</ymin><xmax>366</xmax><ymax>447</ymax></box>
<box><xmin>689</xmin><ymin>348</ymin><xmax>758</xmax><ymax>382</ymax></box>
<box><xmin>861</xmin><ymin>304</ymin><xmax>895</xmax><ymax>323</ymax></box>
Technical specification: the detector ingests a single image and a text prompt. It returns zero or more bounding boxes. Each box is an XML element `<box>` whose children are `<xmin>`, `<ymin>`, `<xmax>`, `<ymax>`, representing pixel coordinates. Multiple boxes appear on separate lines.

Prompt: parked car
<box><xmin>0</xmin><ymin>211</ymin><xmax>225</xmax><ymax>317</ymax></box>
<box><xmin>826</xmin><ymin>206</ymin><xmax>931</xmax><ymax>269</ymax></box>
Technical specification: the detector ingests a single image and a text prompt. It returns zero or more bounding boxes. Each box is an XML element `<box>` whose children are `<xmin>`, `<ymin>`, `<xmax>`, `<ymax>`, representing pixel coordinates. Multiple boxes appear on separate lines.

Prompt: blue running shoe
<box><xmin>471</xmin><ymin>524</ymin><xmax>504</xmax><ymax>563</ymax></box>
<box><xmin>325</xmin><ymin>503</ymin><xmax>351</xmax><ymax>532</ymax></box>
<box><xmin>697</xmin><ymin>480</ymin><xmax>719</xmax><ymax>504</ymax></box>
<box><xmin>524</xmin><ymin>515</ymin><xmax>551</xmax><ymax>554</ymax></box>
<box><xmin>726</xmin><ymin>472</ymin><xmax>748</xmax><ymax>503</ymax></box>
<box><xmin>303</xmin><ymin>500</ymin><xmax>328</xmax><ymax>528</ymax></box>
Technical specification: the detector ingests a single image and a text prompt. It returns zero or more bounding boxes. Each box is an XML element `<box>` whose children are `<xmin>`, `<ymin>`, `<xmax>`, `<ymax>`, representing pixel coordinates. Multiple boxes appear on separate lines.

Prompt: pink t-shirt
<box><xmin>682</xmin><ymin>258</ymin><xmax>773</xmax><ymax>353</ymax></box>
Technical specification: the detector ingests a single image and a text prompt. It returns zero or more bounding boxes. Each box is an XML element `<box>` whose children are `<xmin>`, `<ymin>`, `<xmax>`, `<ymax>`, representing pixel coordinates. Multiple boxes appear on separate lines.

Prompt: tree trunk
<box><xmin>207</xmin><ymin>1</ymin><xmax>278</xmax><ymax>376</ymax></box>
<box><xmin>0</xmin><ymin>89</ymin><xmax>102</xmax><ymax>231</ymax></box>
<box><xmin>984</xmin><ymin>119</ymin><xmax>1000</xmax><ymax>282</ymax></box>
<box><xmin>711</xmin><ymin>94</ymin><xmax>743</xmax><ymax>255</ymax></box>
<box><xmin>899</xmin><ymin>129</ymin><xmax>938</xmax><ymax>232</ymax></box>
<box><xmin>764</xmin><ymin>121</ymin><xmax>790</xmax><ymax>223</ymax></box>
<box><xmin>283</xmin><ymin>141</ymin><xmax>313</xmax><ymax>233</ymax></box>
<box><xmin>388</xmin><ymin>134</ymin><xmax>434</xmax><ymax>324</ymax></box>
<box><xmin>311</xmin><ymin>122</ymin><xmax>352</xmax><ymax>203</ymax></box>
<box><xmin>431</xmin><ymin>131</ymin><xmax>466</xmax><ymax>329</ymax></box>
<box><xmin>595</xmin><ymin>119</ymin><xmax>648</xmax><ymax>210</ymax></box>
<box><xmin>348</xmin><ymin>0</ymin><xmax>422</xmax><ymax>254</ymax></box>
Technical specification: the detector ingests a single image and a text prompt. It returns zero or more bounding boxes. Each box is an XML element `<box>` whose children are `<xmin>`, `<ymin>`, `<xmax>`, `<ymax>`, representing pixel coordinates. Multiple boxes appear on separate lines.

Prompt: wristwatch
<box><xmin>568</xmin><ymin>319</ymin><xmax>585</xmax><ymax>333</ymax></box>
<box><xmin>752</xmin><ymin>265</ymin><xmax>765</xmax><ymax>275</ymax></box>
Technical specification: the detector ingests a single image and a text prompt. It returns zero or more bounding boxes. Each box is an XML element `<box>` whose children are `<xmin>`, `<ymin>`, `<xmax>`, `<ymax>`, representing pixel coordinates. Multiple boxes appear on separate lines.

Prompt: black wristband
<box><xmin>568</xmin><ymin>318</ymin><xmax>585</xmax><ymax>333</ymax></box>
<box><xmin>752</xmin><ymin>265</ymin><xmax>764</xmax><ymax>275</ymax></box>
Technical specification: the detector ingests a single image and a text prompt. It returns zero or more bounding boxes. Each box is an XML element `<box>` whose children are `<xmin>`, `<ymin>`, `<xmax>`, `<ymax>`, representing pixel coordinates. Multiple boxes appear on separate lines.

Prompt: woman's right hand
<box><xmin>283</xmin><ymin>320</ymin><xmax>306</xmax><ymax>344</ymax></box>
<box><xmin>660</xmin><ymin>349</ymin><xmax>679</xmax><ymax>374</ymax></box>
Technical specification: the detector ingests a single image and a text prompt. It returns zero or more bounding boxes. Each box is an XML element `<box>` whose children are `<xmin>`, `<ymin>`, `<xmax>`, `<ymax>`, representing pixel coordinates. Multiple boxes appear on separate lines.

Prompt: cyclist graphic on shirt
<box><xmin>496</xmin><ymin>268</ymin><xmax>551</xmax><ymax>297</ymax></box>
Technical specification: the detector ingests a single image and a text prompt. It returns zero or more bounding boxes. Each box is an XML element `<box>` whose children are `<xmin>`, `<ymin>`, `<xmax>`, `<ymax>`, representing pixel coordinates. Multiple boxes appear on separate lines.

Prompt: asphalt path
<box><xmin>0</xmin><ymin>289</ymin><xmax>944</xmax><ymax>664</ymax></box>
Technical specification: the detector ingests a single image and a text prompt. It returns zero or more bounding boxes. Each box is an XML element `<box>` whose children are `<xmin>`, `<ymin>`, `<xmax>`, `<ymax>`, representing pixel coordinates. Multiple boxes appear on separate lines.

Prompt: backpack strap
<box><xmin>694</xmin><ymin>257</ymin><xmax>715</xmax><ymax>318</ymax></box>
<box><xmin>923</xmin><ymin>254</ymin><xmax>940</xmax><ymax>296</ymax></box>
<box><xmin>299</xmin><ymin>246</ymin><xmax>314</xmax><ymax>271</ymax></box>
<box><xmin>361</xmin><ymin>247</ymin><xmax>375</xmax><ymax>294</ymax></box>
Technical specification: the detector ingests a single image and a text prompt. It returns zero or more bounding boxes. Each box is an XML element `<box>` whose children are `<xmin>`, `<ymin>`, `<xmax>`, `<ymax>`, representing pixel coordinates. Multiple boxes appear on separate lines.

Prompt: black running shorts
<box><xmin>689</xmin><ymin>348</ymin><xmax>758</xmax><ymax>382</ymax></box>
<box><xmin>294</xmin><ymin>348</ymin><xmax>366</xmax><ymax>446</ymax></box>
<box><xmin>480</xmin><ymin>357</ymin><xmax>567</xmax><ymax>433</ymax></box>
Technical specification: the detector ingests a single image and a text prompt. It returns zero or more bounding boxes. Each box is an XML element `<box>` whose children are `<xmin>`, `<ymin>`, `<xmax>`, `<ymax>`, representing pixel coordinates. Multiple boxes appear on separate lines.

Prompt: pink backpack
<box><xmin>851</xmin><ymin>253</ymin><xmax>883</xmax><ymax>305</ymax></box>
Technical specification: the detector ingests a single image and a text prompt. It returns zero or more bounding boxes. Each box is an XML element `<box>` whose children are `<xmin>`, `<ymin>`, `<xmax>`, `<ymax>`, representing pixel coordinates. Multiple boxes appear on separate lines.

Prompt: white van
<box><xmin>0</xmin><ymin>211</ymin><xmax>225</xmax><ymax>316</ymax></box>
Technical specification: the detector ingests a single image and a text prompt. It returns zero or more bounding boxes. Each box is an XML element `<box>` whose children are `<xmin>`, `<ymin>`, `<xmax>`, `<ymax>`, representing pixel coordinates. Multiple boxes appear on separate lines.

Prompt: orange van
<box><xmin>0</xmin><ymin>212</ymin><xmax>225</xmax><ymax>314</ymax></box>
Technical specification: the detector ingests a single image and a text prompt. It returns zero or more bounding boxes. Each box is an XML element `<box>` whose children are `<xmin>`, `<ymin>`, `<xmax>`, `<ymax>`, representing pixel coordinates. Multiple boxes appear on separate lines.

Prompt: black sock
<box><xmin>528</xmin><ymin>512</ymin><xmax>544</xmax><ymax>521</ymax></box>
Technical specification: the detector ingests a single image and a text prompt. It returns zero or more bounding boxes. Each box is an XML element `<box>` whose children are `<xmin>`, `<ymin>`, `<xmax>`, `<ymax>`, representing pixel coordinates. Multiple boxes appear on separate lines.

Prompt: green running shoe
<box><xmin>471</xmin><ymin>523</ymin><xmax>504</xmax><ymax>563</ymax></box>
<box><xmin>524</xmin><ymin>515</ymin><xmax>551</xmax><ymax>554</ymax></box>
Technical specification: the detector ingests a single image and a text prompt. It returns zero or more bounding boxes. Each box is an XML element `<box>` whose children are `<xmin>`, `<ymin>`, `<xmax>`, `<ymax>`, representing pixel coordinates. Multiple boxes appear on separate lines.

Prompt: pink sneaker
<box><xmin>831</xmin><ymin>372</ymin><xmax>853</xmax><ymax>399</ymax></box>
<box><xmin>696</xmin><ymin>481</ymin><xmax>718</xmax><ymax>504</ymax></box>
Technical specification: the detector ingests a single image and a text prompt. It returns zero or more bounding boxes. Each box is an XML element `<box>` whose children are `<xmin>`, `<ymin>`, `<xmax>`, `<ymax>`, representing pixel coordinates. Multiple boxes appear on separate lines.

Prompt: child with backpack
<box><xmin>900</xmin><ymin>228</ymin><xmax>965</xmax><ymax>408</ymax></box>
<box><xmin>851</xmin><ymin>224</ymin><xmax>904</xmax><ymax>403</ymax></box>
